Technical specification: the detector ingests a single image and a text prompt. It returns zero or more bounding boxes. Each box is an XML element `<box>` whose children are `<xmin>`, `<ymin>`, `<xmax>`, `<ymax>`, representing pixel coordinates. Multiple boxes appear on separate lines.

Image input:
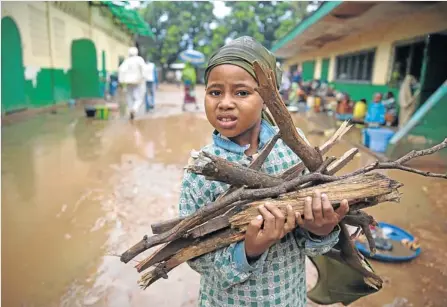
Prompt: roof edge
<box><xmin>271</xmin><ymin>1</ymin><xmax>342</xmax><ymax>54</ymax></box>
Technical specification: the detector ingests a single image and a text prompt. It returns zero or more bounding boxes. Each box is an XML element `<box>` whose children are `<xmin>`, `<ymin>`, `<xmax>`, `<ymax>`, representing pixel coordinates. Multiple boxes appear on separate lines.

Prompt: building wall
<box><xmin>283</xmin><ymin>4</ymin><xmax>447</xmax><ymax>100</ymax></box>
<box><xmin>1</xmin><ymin>1</ymin><xmax>132</xmax><ymax>112</ymax></box>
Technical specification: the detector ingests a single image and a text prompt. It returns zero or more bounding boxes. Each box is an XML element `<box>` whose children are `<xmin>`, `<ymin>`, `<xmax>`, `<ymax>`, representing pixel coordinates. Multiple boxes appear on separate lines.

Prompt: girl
<box><xmin>178</xmin><ymin>36</ymin><xmax>348</xmax><ymax>306</ymax></box>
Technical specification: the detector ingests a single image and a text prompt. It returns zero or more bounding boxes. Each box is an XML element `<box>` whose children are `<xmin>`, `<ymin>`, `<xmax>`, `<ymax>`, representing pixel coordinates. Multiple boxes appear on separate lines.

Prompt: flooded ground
<box><xmin>2</xmin><ymin>84</ymin><xmax>447</xmax><ymax>307</ymax></box>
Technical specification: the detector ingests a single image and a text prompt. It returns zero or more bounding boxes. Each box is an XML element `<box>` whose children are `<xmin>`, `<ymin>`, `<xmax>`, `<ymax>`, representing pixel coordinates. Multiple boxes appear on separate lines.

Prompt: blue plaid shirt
<box><xmin>179</xmin><ymin>120</ymin><xmax>340</xmax><ymax>306</ymax></box>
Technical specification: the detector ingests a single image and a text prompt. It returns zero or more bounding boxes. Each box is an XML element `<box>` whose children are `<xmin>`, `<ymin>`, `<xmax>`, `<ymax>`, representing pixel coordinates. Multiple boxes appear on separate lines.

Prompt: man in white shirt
<box><xmin>143</xmin><ymin>60</ymin><xmax>157</xmax><ymax>111</ymax></box>
<box><xmin>118</xmin><ymin>47</ymin><xmax>146</xmax><ymax>119</ymax></box>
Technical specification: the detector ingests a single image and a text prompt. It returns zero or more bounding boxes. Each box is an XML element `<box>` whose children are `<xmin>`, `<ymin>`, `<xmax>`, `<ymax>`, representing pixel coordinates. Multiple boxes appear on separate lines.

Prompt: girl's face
<box><xmin>205</xmin><ymin>64</ymin><xmax>264</xmax><ymax>140</ymax></box>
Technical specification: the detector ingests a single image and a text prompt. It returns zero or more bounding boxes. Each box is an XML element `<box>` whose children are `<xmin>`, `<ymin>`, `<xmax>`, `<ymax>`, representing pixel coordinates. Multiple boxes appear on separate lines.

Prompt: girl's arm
<box><xmin>179</xmin><ymin>171</ymin><xmax>268</xmax><ymax>290</ymax></box>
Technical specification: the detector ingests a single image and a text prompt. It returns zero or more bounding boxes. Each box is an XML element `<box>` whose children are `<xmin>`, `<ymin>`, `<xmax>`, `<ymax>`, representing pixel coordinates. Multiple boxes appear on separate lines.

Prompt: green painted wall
<box><xmin>331</xmin><ymin>82</ymin><xmax>398</xmax><ymax>102</ymax></box>
<box><xmin>24</xmin><ymin>69</ymin><xmax>72</xmax><ymax>108</ymax></box>
<box><xmin>321</xmin><ymin>58</ymin><xmax>330</xmax><ymax>82</ymax></box>
<box><xmin>410</xmin><ymin>86</ymin><xmax>447</xmax><ymax>143</ymax></box>
<box><xmin>302</xmin><ymin>60</ymin><xmax>315</xmax><ymax>81</ymax></box>
<box><xmin>71</xmin><ymin>39</ymin><xmax>101</xmax><ymax>99</ymax></box>
<box><xmin>1</xmin><ymin>17</ymin><xmax>26</xmax><ymax>113</ymax></box>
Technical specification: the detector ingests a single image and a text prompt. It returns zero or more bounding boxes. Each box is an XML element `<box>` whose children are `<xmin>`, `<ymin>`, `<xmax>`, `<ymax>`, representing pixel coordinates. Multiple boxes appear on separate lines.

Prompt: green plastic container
<box><xmin>95</xmin><ymin>105</ymin><xmax>109</xmax><ymax>120</ymax></box>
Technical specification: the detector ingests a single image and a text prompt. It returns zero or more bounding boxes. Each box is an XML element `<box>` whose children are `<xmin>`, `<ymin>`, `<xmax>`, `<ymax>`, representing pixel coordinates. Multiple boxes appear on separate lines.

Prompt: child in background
<box><xmin>178</xmin><ymin>36</ymin><xmax>348</xmax><ymax>306</ymax></box>
<box><xmin>353</xmin><ymin>98</ymin><xmax>367</xmax><ymax>122</ymax></box>
<box><xmin>365</xmin><ymin>93</ymin><xmax>386</xmax><ymax>126</ymax></box>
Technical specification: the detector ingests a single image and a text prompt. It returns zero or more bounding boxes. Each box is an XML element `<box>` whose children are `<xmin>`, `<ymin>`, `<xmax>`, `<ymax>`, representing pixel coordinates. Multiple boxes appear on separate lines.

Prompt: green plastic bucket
<box><xmin>95</xmin><ymin>105</ymin><xmax>109</xmax><ymax>120</ymax></box>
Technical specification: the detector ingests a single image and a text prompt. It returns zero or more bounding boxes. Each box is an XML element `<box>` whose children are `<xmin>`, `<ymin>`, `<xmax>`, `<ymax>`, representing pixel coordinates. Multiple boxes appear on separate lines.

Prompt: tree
<box><xmin>223</xmin><ymin>1</ymin><xmax>309</xmax><ymax>49</ymax></box>
<box><xmin>140</xmin><ymin>1</ymin><xmax>218</xmax><ymax>66</ymax></box>
<box><xmin>139</xmin><ymin>1</ymin><xmax>316</xmax><ymax>67</ymax></box>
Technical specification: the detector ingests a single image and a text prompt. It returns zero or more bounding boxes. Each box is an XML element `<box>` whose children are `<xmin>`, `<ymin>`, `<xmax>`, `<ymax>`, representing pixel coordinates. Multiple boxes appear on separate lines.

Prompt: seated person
<box><xmin>383</xmin><ymin>91</ymin><xmax>397</xmax><ymax>126</ymax></box>
<box><xmin>353</xmin><ymin>98</ymin><xmax>367</xmax><ymax>123</ymax></box>
<box><xmin>365</xmin><ymin>93</ymin><xmax>386</xmax><ymax>126</ymax></box>
<box><xmin>336</xmin><ymin>93</ymin><xmax>353</xmax><ymax>114</ymax></box>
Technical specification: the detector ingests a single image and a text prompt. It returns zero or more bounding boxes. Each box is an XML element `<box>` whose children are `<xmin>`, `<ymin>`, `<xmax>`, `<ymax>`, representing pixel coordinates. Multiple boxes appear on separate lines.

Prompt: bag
<box><xmin>307</xmin><ymin>254</ymin><xmax>381</xmax><ymax>306</ymax></box>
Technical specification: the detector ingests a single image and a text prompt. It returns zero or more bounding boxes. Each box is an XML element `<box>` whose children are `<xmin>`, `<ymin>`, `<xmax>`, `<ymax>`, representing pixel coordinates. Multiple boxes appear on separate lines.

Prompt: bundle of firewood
<box><xmin>120</xmin><ymin>62</ymin><xmax>447</xmax><ymax>291</ymax></box>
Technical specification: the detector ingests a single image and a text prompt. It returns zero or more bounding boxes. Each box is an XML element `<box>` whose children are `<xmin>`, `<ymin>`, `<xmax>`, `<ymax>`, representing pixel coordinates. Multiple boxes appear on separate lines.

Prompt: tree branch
<box><xmin>253</xmin><ymin>61</ymin><xmax>323</xmax><ymax>171</ymax></box>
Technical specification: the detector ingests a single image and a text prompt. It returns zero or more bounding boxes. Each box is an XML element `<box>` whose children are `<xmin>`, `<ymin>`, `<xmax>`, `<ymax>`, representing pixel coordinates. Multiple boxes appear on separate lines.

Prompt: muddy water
<box><xmin>2</xmin><ymin>85</ymin><xmax>446</xmax><ymax>307</ymax></box>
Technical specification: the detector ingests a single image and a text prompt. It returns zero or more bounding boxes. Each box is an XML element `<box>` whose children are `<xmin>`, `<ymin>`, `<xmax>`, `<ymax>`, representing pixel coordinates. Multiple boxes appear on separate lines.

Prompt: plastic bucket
<box><xmin>95</xmin><ymin>105</ymin><xmax>109</xmax><ymax>120</ymax></box>
<box><xmin>364</xmin><ymin>128</ymin><xmax>395</xmax><ymax>152</ymax></box>
<box><xmin>85</xmin><ymin>106</ymin><xmax>96</xmax><ymax>118</ymax></box>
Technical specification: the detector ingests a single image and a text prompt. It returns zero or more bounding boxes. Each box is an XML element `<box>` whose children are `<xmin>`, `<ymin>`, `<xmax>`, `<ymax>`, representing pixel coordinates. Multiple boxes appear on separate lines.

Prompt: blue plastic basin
<box><xmin>363</xmin><ymin>128</ymin><xmax>395</xmax><ymax>153</ymax></box>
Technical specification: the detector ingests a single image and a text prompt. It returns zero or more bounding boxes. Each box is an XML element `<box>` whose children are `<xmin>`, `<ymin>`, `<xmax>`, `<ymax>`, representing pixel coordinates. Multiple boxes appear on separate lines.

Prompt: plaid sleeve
<box><xmin>179</xmin><ymin>170</ymin><xmax>267</xmax><ymax>290</ymax></box>
<box><xmin>294</xmin><ymin>225</ymin><xmax>340</xmax><ymax>257</ymax></box>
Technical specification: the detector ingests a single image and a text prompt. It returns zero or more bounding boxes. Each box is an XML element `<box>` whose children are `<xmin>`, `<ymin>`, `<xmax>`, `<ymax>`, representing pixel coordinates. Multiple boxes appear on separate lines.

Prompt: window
<box><xmin>336</xmin><ymin>49</ymin><xmax>375</xmax><ymax>82</ymax></box>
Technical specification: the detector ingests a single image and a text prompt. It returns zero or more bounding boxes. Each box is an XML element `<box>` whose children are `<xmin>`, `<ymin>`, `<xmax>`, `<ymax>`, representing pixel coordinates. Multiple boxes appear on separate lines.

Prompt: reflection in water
<box><xmin>73</xmin><ymin>118</ymin><xmax>107</xmax><ymax>162</ymax></box>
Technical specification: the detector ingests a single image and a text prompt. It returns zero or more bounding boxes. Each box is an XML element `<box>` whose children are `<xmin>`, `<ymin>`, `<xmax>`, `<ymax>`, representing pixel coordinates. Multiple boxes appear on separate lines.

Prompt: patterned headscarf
<box><xmin>204</xmin><ymin>36</ymin><xmax>281</xmax><ymax>125</ymax></box>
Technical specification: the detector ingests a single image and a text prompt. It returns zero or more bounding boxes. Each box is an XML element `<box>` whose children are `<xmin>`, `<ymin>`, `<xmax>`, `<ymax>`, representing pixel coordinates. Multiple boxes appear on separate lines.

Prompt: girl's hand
<box><xmin>296</xmin><ymin>190</ymin><xmax>349</xmax><ymax>236</ymax></box>
<box><xmin>245</xmin><ymin>203</ymin><xmax>295</xmax><ymax>259</ymax></box>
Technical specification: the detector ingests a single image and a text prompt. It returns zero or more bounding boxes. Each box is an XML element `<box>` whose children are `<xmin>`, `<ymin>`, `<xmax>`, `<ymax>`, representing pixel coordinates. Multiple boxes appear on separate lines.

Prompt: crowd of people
<box><xmin>279</xmin><ymin>70</ymin><xmax>399</xmax><ymax>128</ymax></box>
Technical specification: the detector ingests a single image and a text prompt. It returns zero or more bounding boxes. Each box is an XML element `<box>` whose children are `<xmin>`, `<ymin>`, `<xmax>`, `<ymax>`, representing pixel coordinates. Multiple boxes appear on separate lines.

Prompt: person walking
<box><xmin>143</xmin><ymin>59</ymin><xmax>158</xmax><ymax>111</ymax></box>
<box><xmin>118</xmin><ymin>47</ymin><xmax>146</xmax><ymax>120</ymax></box>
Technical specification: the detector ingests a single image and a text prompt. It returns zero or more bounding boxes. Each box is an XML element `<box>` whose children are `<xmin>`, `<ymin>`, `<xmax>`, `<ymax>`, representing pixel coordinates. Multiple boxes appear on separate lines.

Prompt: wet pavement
<box><xmin>2</xmin><ymin>84</ymin><xmax>447</xmax><ymax>307</ymax></box>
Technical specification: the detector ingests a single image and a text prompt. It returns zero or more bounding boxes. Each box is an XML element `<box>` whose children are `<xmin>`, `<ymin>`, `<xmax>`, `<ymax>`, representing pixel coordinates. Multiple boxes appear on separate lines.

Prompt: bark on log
<box><xmin>253</xmin><ymin>61</ymin><xmax>323</xmax><ymax>172</ymax></box>
<box><xmin>187</xmin><ymin>151</ymin><xmax>284</xmax><ymax>188</ymax></box>
<box><xmin>229</xmin><ymin>173</ymin><xmax>401</xmax><ymax>228</ymax></box>
<box><xmin>138</xmin><ymin>228</ymin><xmax>244</xmax><ymax>288</ymax></box>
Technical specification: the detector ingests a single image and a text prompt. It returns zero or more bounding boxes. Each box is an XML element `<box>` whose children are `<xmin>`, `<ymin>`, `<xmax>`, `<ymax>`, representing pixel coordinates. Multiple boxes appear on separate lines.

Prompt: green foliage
<box><xmin>140</xmin><ymin>1</ymin><xmax>312</xmax><ymax>66</ymax></box>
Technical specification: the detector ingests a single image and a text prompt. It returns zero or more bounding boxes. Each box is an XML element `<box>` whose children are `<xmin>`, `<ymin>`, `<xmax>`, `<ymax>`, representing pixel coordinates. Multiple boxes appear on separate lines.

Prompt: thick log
<box><xmin>229</xmin><ymin>173</ymin><xmax>401</xmax><ymax>228</ymax></box>
<box><xmin>253</xmin><ymin>61</ymin><xmax>323</xmax><ymax>172</ymax></box>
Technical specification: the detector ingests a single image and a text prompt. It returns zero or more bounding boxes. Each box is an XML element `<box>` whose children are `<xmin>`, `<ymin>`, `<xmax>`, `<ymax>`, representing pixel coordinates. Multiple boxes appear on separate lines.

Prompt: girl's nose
<box><xmin>218</xmin><ymin>95</ymin><xmax>235</xmax><ymax>110</ymax></box>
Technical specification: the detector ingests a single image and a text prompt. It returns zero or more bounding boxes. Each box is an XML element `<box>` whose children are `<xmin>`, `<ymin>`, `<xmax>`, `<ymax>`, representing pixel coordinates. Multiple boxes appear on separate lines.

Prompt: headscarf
<box><xmin>204</xmin><ymin>36</ymin><xmax>282</xmax><ymax>125</ymax></box>
<box><xmin>205</xmin><ymin>36</ymin><xmax>282</xmax><ymax>88</ymax></box>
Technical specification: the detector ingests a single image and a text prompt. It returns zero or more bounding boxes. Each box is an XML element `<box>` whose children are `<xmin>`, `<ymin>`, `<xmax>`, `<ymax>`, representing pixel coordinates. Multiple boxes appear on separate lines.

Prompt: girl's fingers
<box><xmin>246</xmin><ymin>215</ymin><xmax>263</xmax><ymax>239</ymax></box>
<box><xmin>312</xmin><ymin>190</ymin><xmax>323</xmax><ymax>224</ymax></box>
<box><xmin>284</xmin><ymin>205</ymin><xmax>296</xmax><ymax>233</ymax></box>
<box><xmin>295</xmin><ymin>211</ymin><xmax>304</xmax><ymax>227</ymax></box>
<box><xmin>265</xmin><ymin>203</ymin><xmax>285</xmax><ymax>231</ymax></box>
<box><xmin>258</xmin><ymin>205</ymin><xmax>275</xmax><ymax>232</ymax></box>
<box><xmin>335</xmin><ymin>199</ymin><xmax>350</xmax><ymax>220</ymax></box>
<box><xmin>321</xmin><ymin>193</ymin><xmax>334</xmax><ymax>219</ymax></box>
<box><xmin>304</xmin><ymin>196</ymin><xmax>314</xmax><ymax>222</ymax></box>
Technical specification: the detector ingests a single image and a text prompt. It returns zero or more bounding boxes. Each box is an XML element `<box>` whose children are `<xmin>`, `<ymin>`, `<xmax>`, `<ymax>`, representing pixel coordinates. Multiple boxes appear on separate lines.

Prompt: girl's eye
<box><xmin>236</xmin><ymin>91</ymin><xmax>249</xmax><ymax>97</ymax></box>
<box><xmin>209</xmin><ymin>90</ymin><xmax>221</xmax><ymax>96</ymax></box>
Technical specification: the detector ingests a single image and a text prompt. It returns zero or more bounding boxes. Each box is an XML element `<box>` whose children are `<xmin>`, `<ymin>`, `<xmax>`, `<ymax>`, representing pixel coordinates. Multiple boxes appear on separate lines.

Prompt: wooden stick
<box><xmin>187</xmin><ymin>151</ymin><xmax>284</xmax><ymax>188</ymax></box>
<box><xmin>253</xmin><ymin>61</ymin><xmax>323</xmax><ymax>172</ymax></box>
<box><xmin>138</xmin><ymin>228</ymin><xmax>245</xmax><ymax>288</ymax></box>
<box><xmin>327</xmin><ymin>148</ymin><xmax>359</xmax><ymax>175</ymax></box>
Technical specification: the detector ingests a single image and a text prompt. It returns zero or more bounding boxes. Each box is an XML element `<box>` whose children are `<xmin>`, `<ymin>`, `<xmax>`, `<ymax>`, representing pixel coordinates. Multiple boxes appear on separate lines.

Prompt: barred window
<box><xmin>336</xmin><ymin>49</ymin><xmax>375</xmax><ymax>82</ymax></box>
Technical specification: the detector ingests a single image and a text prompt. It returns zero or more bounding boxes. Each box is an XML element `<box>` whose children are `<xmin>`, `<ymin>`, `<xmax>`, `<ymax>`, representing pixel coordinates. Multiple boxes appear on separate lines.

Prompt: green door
<box><xmin>1</xmin><ymin>17</ymin><xmax>26</xmax><ymax>113</ymax></box>
<box><xmin>71</xmin><ymin>39</ymin><xmax>100</xmax><ymax>99</ymax></box>
<box><xmin>302</xmin><ymin>60</ymin><xmax>315</xmax><ymax>82</ymax></box>
<box><xmin>320</xmin><ymin>58</ymin><xmax>330</xmax><ymax>82</ymax></box>
<box><xmin>419</xmin><ymin>34</ymin><xmax>447</xmax><ymax>105</ymax></box>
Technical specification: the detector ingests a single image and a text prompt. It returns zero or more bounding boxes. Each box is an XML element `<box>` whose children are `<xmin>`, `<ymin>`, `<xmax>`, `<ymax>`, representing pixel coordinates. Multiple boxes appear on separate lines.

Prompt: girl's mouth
<box><xmin>217</xmin><ymin>115</ymin><xmax>238</xmax><ymax>129</ymax></box>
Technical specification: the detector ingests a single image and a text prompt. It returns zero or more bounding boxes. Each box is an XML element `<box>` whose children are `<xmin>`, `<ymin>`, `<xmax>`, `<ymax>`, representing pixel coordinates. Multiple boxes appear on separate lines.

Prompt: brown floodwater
<box><xmin>2</xmin><ymin>85</ymin><xmax>446</xmax><ymax>307</ymax></box>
